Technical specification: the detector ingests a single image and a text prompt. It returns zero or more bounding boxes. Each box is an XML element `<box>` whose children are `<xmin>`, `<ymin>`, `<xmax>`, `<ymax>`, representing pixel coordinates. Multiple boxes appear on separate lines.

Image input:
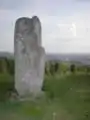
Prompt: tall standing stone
<box><xmin>14</xmin><ymin>16</ymin><xmax>45</xmax><ymax>97</ymax></box>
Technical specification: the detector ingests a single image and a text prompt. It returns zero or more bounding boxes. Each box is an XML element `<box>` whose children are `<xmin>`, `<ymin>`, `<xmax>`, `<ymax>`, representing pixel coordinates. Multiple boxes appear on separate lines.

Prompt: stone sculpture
<box><xmin>14</xmin><ymin>16</ymin><xmax>45</xmax><ymax>97</ymax></box>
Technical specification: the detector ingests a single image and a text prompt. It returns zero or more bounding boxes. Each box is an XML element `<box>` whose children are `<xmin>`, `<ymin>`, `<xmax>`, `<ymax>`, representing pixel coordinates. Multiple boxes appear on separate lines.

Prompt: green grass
<box><xmin>0</xmin><ymin>73</ymin><xmax>90</xmax><ymax>120</ymax></box>
<box><xmin>0</xmin><ymin>73</ymin><xmax>14</xmax><ymax>101</ymax></box>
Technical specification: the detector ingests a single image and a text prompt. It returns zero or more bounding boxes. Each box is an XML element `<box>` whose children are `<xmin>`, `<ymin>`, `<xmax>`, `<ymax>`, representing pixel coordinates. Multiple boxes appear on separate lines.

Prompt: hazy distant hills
<box><xmin>0</xmin><ymin>52</ymin><xmax>14</xmax><ymax>59</ymax></box>
<box><xmin>0</xmin><ymin>52</ymin><xmax>90</xmax><ymax>65</ymax></box>
<box><xmin>46</xmin><ymin>53</ymin><xmax>90</xmax><ymax>66</ymax></box>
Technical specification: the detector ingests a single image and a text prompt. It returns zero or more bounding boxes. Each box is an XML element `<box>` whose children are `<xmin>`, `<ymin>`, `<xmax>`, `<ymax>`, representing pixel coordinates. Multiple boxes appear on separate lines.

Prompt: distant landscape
<box><xmin>1</xmin><ymin>51</ymin><xmax>90</xmax><ymax>65</ymax></box>
<box><xmin>0</xmin><ymin>51</ymin><xmax>90</xmax><ymax>120</ymax></box>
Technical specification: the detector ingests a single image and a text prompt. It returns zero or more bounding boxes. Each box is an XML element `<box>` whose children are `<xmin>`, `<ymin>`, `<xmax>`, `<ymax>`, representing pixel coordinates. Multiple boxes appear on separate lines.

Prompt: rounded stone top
<box><xmin>15</xmin><ymin>17</ymin><xmax>30</xmax><ymax>24</ymax></box>
<box><xmin>32</xmin><ymin>16</ymin><xmax>39</xmax><ymax>20</ymax></box>
<box><xmin>14</xmin><ymin>16</ymin><xmax>41</xmax><ymax>45</ymax></box>
<box><xmin>15</xmin><ymin>16</ymin><xmax>40</xmax><ymax>24</ymax></box>
<box><xmin>15</xmin><ymin>17</ymin><xmax>33</xmax><ymax>34</ymax></box>
<box><xmin>32</xmin><ymin>16</ymin><xmax>41</xmax><ymax>24</ymax></box>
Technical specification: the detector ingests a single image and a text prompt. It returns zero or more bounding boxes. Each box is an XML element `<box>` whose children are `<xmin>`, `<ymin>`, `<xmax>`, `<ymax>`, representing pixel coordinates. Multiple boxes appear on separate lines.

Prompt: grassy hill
<box><xmin>0</xmin><ymin>53</ymin><xmax>90</xmax><ymax>120</ymax></box>
<box><xmin>0</xmin><ymin>73</ymin><xmax>90</xmax><ymax>120</ymax></box>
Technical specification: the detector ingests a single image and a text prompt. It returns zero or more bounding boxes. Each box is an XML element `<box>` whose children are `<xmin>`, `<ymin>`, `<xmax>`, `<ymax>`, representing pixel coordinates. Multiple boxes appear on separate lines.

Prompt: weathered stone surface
<box><xmin>14</xmin><ymin>16</ymin><xmax>45</xmax><ymax>97</ymax></box>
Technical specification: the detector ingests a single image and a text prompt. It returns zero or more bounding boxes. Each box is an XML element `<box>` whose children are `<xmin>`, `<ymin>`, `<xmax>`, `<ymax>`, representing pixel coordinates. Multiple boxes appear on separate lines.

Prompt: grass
<box><xmin>0</xmin><ymin>73</ymin><xmax>14</xmax><ymax>101</ymax></box>
<box><xmin>0</xmin><ymin>73</ymin><xmax>90</xmax><ymax>120</ymax></box>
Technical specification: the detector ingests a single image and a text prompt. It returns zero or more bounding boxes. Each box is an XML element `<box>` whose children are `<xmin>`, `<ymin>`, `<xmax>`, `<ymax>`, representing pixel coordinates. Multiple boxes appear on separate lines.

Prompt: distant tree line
<box><xmin>45</xmin><ymin>61</ymin><xmax>90</xmax><ymax>75</ymax></box>
<box><xmin>0</xmin><ymin>58</ymin><xmax>90</xmax><ymax>76</ymax></box>
<box><xmin>0</xmin><ymin>57</ymin><xmax>14</xmax><ymax>75</ymax></box>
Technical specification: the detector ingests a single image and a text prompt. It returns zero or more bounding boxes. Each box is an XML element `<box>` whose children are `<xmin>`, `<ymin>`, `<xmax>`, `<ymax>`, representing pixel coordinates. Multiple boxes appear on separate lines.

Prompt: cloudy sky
<box><xmin>0</xmin><ymin>0</ymin><xmax>90</xmax><ymax>53</ymax></box>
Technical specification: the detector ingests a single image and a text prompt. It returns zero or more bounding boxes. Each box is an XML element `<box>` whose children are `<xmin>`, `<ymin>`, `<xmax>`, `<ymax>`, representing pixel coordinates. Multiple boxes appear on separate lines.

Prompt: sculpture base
<box><xmin>17</xmin><ymin>91</ymin><xmax>45</xmax><ymax>102</ymax></box>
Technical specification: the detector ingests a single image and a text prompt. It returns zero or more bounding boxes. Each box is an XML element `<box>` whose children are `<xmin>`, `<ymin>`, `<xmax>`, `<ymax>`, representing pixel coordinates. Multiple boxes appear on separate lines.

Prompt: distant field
<box><xmin>0</xmin><ymin>73</ymin><xmax>90</xmax><ymax>120</ymax></box>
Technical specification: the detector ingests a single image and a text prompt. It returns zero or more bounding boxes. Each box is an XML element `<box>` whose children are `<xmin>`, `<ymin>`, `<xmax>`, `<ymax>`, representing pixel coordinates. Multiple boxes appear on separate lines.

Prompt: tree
<box><xmin>54</xmin><ymin>62</ymin><xmax>59</xmax><ymax>73</ymax></box>
<box><xmin>70</xmin><ymin>64</ymin><xmax>76</xmax><ymax>73</ymax></box>
<box><xmin>5</xmin><ymin>58</ymin><xmax>14</xmax><ymax>75</ymax></box>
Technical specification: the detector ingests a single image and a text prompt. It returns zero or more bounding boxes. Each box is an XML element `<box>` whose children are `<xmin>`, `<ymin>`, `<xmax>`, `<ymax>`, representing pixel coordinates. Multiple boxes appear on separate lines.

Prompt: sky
<box><xmin>0</xmin><ymin>0</ymin><xmax>90</xmax><ymax>54</ymax></box>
